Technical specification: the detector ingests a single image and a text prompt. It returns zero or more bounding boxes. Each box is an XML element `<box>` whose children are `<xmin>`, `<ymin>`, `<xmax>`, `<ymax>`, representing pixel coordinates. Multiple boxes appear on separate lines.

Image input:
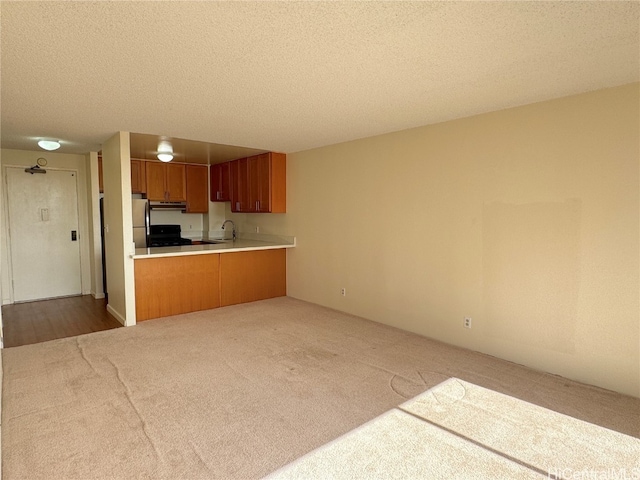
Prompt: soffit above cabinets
<box><xmin>129</xmin><ymin>132</ymin><xmax>268</xmax><ymax>165</ymax></box>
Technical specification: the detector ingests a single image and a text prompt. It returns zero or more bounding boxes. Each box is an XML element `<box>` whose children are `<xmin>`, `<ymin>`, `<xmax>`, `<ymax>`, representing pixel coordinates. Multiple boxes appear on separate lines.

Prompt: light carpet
<box><xmin>267</xmin><ymin>378</ymin><xmax>640</xmax><ymax>479</ymax></box>
<box><xmin>2</xmin><ymin>297</ymin><xmax>639</xmax><ymax>479</ymax></box>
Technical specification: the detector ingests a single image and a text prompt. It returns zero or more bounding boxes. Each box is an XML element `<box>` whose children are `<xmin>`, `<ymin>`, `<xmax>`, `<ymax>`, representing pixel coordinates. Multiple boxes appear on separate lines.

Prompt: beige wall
<box><xmin>230</xmin><ymin>83</ymin><xmax>640</xmax><ymax>397</ymax></box>
<box><xmin>0</xmin><ymin>149</ymin><xmax>93</xmax><ymax>305</ymax></box>
<box><xmin>102</xmin><ymin>132</ymin><xmax>136</xmax><ymax>326</ymax></box>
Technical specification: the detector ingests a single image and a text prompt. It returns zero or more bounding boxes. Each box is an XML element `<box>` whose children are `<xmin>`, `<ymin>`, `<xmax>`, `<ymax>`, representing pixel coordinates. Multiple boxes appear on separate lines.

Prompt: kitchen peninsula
<box><xmin>133</xmin><ymin>235</ymin><xmax>295</xmax><ymax>321</ymax></box>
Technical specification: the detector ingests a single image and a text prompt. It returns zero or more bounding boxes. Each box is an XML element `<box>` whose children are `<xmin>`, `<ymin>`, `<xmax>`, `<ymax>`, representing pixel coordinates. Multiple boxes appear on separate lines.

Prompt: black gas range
<box><xmin>147</xmin><ymin>224</ymin><xmax>193</xmax><ymax>247</ymax></box>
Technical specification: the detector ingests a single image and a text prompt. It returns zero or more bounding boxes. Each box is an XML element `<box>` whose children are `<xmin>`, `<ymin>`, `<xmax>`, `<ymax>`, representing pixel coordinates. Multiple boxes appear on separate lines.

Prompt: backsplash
<box><xmin>150</xmin><ymin>210</ymin><xmax>203</xmax><ymax>236</ymax></box>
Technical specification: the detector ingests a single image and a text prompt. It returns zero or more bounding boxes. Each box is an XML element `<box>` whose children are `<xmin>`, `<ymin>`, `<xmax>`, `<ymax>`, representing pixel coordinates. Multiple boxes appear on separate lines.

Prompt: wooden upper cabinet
<box><xmin>130</xmin><ymin>159</ymin><xmax>146</xmax><ymax>194</ymax></box>
<box><xmin>98</xmin><ymin>157</ymin><xmax>104</xmax><ymax>193</ymax></box>
<box><xmin>230</xmin><ymin>158</ymin><xmax>250</xmax><ymax>212</ymax></box>
<box><xmin>98</xmin><ymin>157</ymin><xmax>145</xmax><ymax>195</ymax></box>
<box><xmin>269</xmin><ymin>152</ymin><xmax>286</xmax><ymax>213</ymax></box>
<box><xmin>210</xmin><ymin>162</ymin><xmax>231</xmax><ymax>202</ymax></box>
<box><xmin>186</xmin><ymin>164</ymin><xmax>209</xmax><ymax>213</ymax></box>
<box><xmin>145</xmin><ymin>162</ymin><xmax>186</xmax><ymax>201</ymax></box>
<box><xmin>249</xmin><ymin>153</ymin><xmax>272</xmax><ymax>213</ymax></box>
<box><xmin>166</xmin><ymin>163</ymin><xmax>186</xmax><ymax>201</ymax></box>
<box><xmin>230</xmin><ymin>153</ymin><xmax>285</xmax><ymax>213</ymax></box>
<box><xmin>145</xmin><ymin>162</ymin><xmax>166</xmax><ymax>200</ymax></box>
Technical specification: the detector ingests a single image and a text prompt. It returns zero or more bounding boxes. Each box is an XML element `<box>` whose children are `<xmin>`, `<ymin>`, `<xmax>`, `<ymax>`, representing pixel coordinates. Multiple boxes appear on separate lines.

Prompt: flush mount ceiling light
<box><xmin>37</xmin><ymin>139</ymin><xmax>61</xmax><ymax>151</ymax></box>
<box><xmin>157</xmin><ymin>139</ymin><xmax>173</xmax><ymax>162</ymax></box>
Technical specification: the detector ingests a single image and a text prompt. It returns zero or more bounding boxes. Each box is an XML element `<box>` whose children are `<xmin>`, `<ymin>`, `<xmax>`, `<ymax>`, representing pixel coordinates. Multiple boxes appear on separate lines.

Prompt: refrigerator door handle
<box><xmin>145</xmin><ymin>200</ymin><xmax>150</xmax><ymax>246</ymax></box>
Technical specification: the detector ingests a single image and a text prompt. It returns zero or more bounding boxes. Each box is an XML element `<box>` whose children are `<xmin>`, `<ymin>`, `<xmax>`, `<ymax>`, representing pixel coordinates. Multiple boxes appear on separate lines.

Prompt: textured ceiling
<box><xmin>1</xmin><ymin>1</ymin><xmax>638</xmax><ymax>161</ymax></box>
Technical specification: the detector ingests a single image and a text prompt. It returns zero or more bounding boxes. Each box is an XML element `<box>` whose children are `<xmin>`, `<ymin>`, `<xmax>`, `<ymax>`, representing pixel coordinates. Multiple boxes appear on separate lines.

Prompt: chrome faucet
<box><xmin>221</xmin><ymin>220</ymin><xmax>236</xmax><ymax>241</ymax></box>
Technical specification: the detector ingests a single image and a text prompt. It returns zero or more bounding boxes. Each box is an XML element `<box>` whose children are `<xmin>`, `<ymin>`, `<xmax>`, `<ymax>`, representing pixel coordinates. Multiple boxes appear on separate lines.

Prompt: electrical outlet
<box><xmin>464</xmin><ymin>317</ymin><xmax>472</xmax><ymax>329</ymax></box>
<box><xmin>341</xmin><ymin>288</ymin><xmax>346</xmax><ymax>296</ymax></box>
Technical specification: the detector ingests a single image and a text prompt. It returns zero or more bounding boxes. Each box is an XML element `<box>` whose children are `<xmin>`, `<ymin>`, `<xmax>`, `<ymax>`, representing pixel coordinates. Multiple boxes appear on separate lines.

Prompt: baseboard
<box><xmin>91</xmin><ymin>291</ymin><xmax>105</xmax><ymax>300</ymax></box>
<box><xmin>106</xmin><ymin>304</ymin><xmax>127</xmax><ymax>326</ymax></box>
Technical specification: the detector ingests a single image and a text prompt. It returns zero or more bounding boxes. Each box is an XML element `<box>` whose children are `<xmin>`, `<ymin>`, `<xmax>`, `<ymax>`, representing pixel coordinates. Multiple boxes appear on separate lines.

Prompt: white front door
<box><xmin>6</xmin><ymin>166</ymin><xmax>82</xmax><ymax>302</ymax></box>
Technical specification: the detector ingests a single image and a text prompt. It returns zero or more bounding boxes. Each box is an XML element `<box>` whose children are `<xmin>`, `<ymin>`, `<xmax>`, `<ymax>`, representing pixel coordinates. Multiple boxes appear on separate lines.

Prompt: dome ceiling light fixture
<box><xmin>37</xmin><ymin>139</ymin><xmax>61</xmax><ymax>151</ymax></box>
<box><xmin>157</xmin><ymin>138</ymin><xmax>173</xmax><ymax>162</ymax></box>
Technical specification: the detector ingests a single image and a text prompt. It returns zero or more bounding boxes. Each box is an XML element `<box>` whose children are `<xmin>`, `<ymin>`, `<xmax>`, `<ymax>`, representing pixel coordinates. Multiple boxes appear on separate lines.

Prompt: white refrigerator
<box><xmin>132</xmin><ymin>199</ymin><xmax>150</xmax><ymax>248</ymax></box>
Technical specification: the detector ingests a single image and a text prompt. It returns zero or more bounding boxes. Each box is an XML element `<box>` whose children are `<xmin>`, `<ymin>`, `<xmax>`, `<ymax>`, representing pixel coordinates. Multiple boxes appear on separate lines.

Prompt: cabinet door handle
<box><xmin>217</xmin><ymin>191</ymin><xmax>221</xmax><ymax>200</ymax></box>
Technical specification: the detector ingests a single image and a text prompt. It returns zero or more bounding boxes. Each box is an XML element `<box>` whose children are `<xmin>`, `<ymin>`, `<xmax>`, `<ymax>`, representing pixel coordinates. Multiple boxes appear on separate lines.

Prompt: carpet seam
<box><xmin>396</xmin><ymin>406</ymin><xmax>559</xmax><ymax>479</ymax></box>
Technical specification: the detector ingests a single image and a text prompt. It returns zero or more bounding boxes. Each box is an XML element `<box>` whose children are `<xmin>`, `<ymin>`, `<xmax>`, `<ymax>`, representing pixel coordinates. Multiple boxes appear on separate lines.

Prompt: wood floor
<box><xmin>2</xmin><ymin>295</ymin><xmax>123</xmax><ymax>348</ymax></box>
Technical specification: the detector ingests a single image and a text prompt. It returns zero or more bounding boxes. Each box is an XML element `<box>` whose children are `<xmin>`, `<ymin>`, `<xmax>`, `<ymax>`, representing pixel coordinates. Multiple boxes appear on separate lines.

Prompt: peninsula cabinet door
<box><xmin>135</xmin><ymin>254</ymin><xmax>220</xmax><ymax>321</ymax></box>
<box><xmin>219</xmin><ymin>249</ymin><xmax>286</xmax><ymax>306</ymax></box>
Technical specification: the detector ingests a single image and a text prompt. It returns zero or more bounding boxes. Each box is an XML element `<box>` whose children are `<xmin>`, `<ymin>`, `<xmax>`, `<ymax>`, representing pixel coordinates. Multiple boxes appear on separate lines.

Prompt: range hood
<box><xmin>149</xmin><ymin>201</ymin><xmax>187</xmax><ymax>211</ymax></box>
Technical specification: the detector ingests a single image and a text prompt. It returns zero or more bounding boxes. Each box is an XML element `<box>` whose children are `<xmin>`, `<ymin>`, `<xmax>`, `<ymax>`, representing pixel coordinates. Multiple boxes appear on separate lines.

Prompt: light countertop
<box><xmin>132</xmin><ymin>234</ymin><xmax>295</xmax><ymax>259</ymax></box>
